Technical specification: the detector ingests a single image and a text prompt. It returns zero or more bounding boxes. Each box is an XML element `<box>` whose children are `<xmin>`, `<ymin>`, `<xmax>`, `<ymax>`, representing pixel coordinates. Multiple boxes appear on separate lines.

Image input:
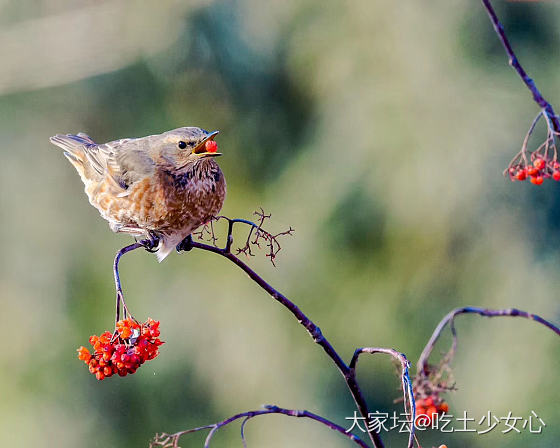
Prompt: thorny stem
<box><xmin>417</xmin><ymin>306</ymin><xmax>560</xmax><ymax>377</ymax></box>
<box><xmin>482</xmin><ymin>0</ymin><xmax>560</xmax><ymax>134</ymax></box>
<box><xmin>180</xmin><ymin>219</ymin><xmax>384</xmax><ymax>448</ymax></box>
<box><xmin>349</xmin><ymin>348</ymin><xmax>415</xmax><ymax>448</ymax></box>
<box><xmin>150</xmin><ymin>405</ymin><xmax>370</xmax><ymax>448</ymax></box>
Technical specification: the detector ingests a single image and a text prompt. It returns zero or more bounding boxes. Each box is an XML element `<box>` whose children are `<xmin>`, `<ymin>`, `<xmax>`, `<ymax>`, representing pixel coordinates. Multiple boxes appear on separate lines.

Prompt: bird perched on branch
<box><xmin>50</xmin><ymin>127</ymin><xmax>226</xmax><ymax>261</ymax></box>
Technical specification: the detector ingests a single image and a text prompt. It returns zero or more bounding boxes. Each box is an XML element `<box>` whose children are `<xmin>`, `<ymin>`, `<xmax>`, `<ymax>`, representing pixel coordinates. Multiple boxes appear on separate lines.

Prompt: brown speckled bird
<box><xmin>50</xmin><ymin>127</ymin><xmax>226</xmax><ymax>261</ymax></box>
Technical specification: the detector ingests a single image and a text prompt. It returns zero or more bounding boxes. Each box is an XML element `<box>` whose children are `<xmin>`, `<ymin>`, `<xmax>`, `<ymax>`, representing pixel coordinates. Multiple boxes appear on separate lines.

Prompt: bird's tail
<box><xmin>155</xmin><ymin>234</ymin><xmax>185</xmax><ymax>262</ymax></box>
<box><xmin>49</xmin><ymin>133</ymin><xmax>96</xmax><ymax>173</ymax></box>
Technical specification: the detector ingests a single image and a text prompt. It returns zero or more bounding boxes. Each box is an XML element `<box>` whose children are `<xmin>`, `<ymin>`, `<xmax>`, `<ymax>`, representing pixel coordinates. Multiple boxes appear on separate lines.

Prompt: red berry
<box><xmin>439</xmin><ymin>402</ymin><xmax>449</xmax><ymax>413</ymax></box>
<box><xmin>424</xmin><ymin>397</ymin><xmax>434</xmax><ymax>407</ymax></box>
<box><xmin>527</xmin><ymin>167</ymin><xmax>539</xmax><ymax>176</ymax></box>
<box><xmin>77</xmin><ymin>346</ymin><xmax>91</xmax><ymax>362</ymax></box>
<box><xmin>414</xmin><ymin>408</ymin><xmax>430</xmax><ymax>426</ymax></box>
<box><xmin>534</xmin><ymin>158</ymin><xmax>546</xmax><ymax>170</ymax></box>
<box><xmin>205</xmin><ymin>140</ymin><xmax>218</xmax><ymax>153</ymax></box>
<box><xmin>531</xmin><ymin>176</ymin><xmax>544</xmax><ymax>185</ymax></box>
<box><xmin>427</xmin><ymin>406</ymin><xmax>438</xmax><ymax>417</ymax></box>
<box><xmin>515</xmin><ymin>169</ymin><xmax>527</xmax><ymax>181</ymax></box>
<box><xmin>553</xmin><ymin>171</ymin><xmax>560</xmax><ymax>181</ymax></box>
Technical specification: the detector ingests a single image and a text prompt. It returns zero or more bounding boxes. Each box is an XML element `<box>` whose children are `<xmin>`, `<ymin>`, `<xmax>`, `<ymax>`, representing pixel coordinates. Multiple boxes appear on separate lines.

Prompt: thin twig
<box><xmin>482</xmin><ymin>0</ymin><xmax>560</xmax><ymax>133</ymax></box>
<box><xmin>417</xmin><ymin>306</ymin><xmax>560</xmax><ymax>377</ymax></box>
<box><xmin>196</xmin><ymin>211</ymin><xmax>295</xmax><ymax>266</ymax></box>
<box><xmin>349</xmin><ymin>348</ymin><xmax>415</xmax><ymax>448</ymax></box>
<box><xmin>150</xmin><ymin>405</ymin><xmax>370</xmax><ymax>448</ymax></box>
<box><xmin>113</xmin><ymin>242</ymin><xmax>143</xmax><ymax>324</ymax></box>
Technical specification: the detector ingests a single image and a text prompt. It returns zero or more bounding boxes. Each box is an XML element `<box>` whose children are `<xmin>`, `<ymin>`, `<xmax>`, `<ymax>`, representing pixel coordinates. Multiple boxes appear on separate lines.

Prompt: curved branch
<box><xmin>417</xmin><ymin>306</ymin><xmax>560</xmax><ymax>376</ymax></box>
<box><xmin>178</xmin><ymin>216</ymin><xmax>383</xmax><ymax>448</ymax></box>
<box><xmin>113</xmin><ymin>242</ymin><xmax>144</xmax><ymax>324</ymax></box>
<box><xmin>150</xmin><ymin>405</ymin><xmax>370</xmax><ymax>448</ymax></box>
<box><xmin>482</xmin><ymin>0</ymin><xmax>560</xmax><ymax>133</ymax></box>
<box><xmin>349</xmin><ymin>348</ymin><xmax>415</xmax><ymax>448</ymax></box>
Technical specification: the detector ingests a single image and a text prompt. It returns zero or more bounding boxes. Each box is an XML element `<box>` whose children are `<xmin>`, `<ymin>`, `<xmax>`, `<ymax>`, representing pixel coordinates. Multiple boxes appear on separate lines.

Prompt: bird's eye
<box><xmin>177</xmin><ymin>141</ymin><xmax>187</xmax><ymax>149</ymax></box>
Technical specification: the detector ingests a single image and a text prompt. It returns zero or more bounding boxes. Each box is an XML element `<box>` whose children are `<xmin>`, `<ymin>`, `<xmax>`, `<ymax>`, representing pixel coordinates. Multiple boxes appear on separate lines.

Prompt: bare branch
<box><xmin>482</xmin><ymin>0</ymin><xmax>560</xmax><ymax>133</ymax></box>
<box><xmin>417</xmin><ymin>306</ymin><xmax>560</xmax><ymax>377</ymax></box>
<box><xmin>349</xmin><ymin>348</ymin><xmax>415</xmax><ymax>448</ymax></box>
<box><xmin>113</xmin><ymin>242</ymin><xmax>144</xmax><ymax>324</ymax></box>
<box><xmin>178</xmin><ymin>217</ymin><xmax>383</xmax><ymax>448</ymax></box>
<box><xmin>150</xmin><ymin>405</ymin><xmax>370</xmax><ymax>448</ymax></box>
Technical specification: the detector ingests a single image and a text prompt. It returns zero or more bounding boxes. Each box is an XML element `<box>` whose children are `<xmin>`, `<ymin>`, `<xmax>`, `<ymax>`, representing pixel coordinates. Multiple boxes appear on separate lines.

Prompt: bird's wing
<box><xmin>87</xmin><ymin>138</ymin><xmax>156</xmax><ymax>190</ymax></box>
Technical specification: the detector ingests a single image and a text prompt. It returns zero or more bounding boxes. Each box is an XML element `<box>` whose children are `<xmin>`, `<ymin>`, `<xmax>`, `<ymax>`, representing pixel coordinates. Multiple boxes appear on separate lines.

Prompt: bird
<box><xmin>50</xmin><ymin>127</ymin><xmax>226</xmax><ymax>261</ymax></box>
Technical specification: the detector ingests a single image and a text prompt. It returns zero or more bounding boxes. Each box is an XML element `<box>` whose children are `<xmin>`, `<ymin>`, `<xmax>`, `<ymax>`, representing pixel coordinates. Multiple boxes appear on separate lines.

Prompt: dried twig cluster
<box><xmin>192</xmin><ymin>208</ymin><xmax>294</xmax><ymax>265</ymax></box>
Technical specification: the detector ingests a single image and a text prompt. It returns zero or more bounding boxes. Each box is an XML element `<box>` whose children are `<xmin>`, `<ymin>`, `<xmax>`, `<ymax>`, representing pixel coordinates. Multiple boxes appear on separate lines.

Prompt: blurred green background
<box><xmin>0</xmin><ymin>1</ymin><xmax>559</xmax><ymax>447</ymax></box>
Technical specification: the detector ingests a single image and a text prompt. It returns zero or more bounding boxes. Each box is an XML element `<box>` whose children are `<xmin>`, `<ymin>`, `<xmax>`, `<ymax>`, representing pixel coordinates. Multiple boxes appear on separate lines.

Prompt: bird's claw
<box><xmin>138</xmin><ymin>232</ymin><xmax>160</xmax><ymax>253</ymax></box>
<box><xmin>176</xmin><ymin>234</ymin><xmax>193</xmax><ymax>252</ymax></box>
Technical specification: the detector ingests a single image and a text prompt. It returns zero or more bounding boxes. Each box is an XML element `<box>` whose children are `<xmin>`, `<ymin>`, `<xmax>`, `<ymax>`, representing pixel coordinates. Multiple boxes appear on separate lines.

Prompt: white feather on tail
<box><xmin>155</xmin><ymin>233</ymin><xmax>185</xmax><ymax>262</ymax></box>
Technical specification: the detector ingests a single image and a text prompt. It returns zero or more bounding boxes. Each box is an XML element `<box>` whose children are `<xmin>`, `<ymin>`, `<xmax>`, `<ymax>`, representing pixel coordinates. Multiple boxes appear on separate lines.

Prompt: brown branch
<box><xmin>482</xmin><ymin>0</ymin><xmax>560</xmax><ymax>134</ymax></box>
<box><xmin>178</xmin><ymin>217</ymin><xmax>384</xmax><ymax>448</ymax></box>
<box><xmin>113</xmin><ymin>242</ymin><xmax>144</xmax><ymax>324</ymax></box>
<box><xmin>349</xmin><ymin>348</ymin><xmax>415</xmax><ymax>448</ymax></box>
<box><xmin>150</xmin><ymin>404</ymin><xmax>370</xmax><ymax>448</ymax></box>
<box><xmin>417</xmin><ymin>306</ymin><xmax>560</xmax><ymax>377</ymax></box>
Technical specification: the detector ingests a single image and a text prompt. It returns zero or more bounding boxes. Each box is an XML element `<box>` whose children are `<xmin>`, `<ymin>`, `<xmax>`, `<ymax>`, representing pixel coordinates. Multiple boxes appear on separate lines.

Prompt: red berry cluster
<box><xmin>508</xmin><ymin>156</ymin><xmax>560</xmax><ymax>185</ymax></box>
<box><xmin>414</xmin><ymin>396</ymin><xmax>449</xmax><ymax>427</ymax></box>
<box><xmin>77</xmin><ymin>318</ymin><xmax>163</xmax><ymax>380</ymax></box>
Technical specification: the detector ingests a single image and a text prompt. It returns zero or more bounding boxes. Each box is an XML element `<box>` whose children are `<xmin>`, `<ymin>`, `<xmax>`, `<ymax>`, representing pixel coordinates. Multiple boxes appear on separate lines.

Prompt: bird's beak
<box><xmin>194</xmin><ymin>130</ymin><xmax>222</xmax><ymax>157</ymax></box>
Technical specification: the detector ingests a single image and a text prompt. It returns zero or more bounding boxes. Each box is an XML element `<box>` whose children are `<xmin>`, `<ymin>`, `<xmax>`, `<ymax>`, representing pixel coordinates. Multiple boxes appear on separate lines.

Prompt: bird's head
<box><xmin>157</xmin><ymin>127</ymin><xmax>221</xmax><ymax>171</ymax></box>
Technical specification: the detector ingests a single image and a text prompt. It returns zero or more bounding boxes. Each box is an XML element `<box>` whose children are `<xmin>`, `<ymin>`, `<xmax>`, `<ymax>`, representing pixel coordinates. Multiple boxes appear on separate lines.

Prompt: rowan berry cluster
<box><xmin>415</xmin><ymin>395</ymin><xmax>449</xmax><ymax>426</ymax></box>
<box><xmin>77</xmin><ymin>318</ymin><xmax>163</xmax><ymax>380</ymax></box>
<box><xmin>507</xmin><ymin>156</ymin><xmax>560</xmax><ymax>185</ymax></box>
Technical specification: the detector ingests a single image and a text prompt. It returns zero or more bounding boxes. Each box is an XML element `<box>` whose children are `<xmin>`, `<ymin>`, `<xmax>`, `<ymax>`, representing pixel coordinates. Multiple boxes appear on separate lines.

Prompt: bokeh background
<box><xmin>1</xmin><ymin>1</ymin><xmax>559</xmax><ymax>447</ymax></box>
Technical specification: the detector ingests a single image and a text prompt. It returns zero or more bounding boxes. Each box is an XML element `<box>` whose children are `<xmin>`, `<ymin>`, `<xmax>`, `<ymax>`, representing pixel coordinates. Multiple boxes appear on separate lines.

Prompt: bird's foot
<box><xmin>138</xmin><ymin>231</ymin><xmax>160</xmax><ymax>253</ymax></box>
<box><xmin>176</xmin><ymin>234</ymin><xmax>193</xmax><ymax>252</ymax></box>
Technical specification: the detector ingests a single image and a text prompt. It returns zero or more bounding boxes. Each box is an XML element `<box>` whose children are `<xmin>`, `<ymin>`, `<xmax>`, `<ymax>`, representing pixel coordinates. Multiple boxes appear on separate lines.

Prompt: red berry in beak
<box><xmin>205</xmin><ymin>140</ymin><xmax>218</xmax><ymax>153</ymax></box>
